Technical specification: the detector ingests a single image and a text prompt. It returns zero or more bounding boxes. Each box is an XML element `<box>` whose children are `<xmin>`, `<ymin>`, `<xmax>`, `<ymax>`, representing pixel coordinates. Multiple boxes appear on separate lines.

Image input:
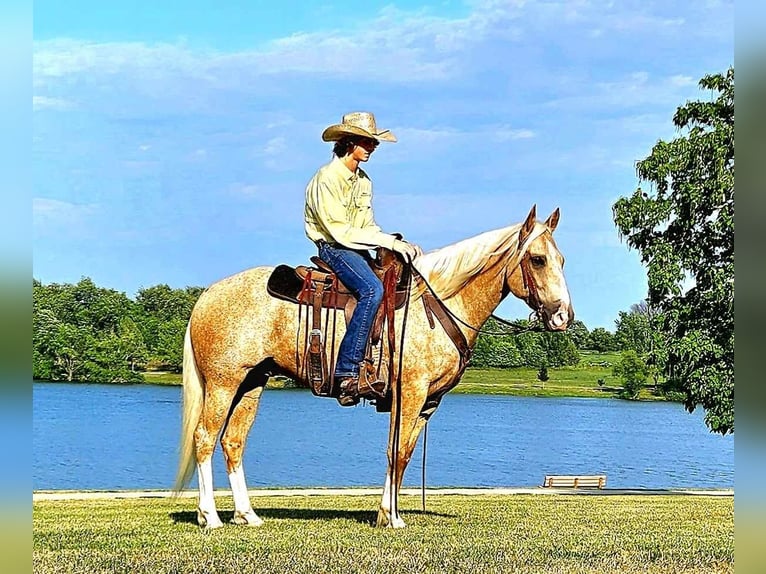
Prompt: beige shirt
<box><xmin>304</xmin><ymin>157</ymin><xmax>397</xmax><ymax>250</ymax></box>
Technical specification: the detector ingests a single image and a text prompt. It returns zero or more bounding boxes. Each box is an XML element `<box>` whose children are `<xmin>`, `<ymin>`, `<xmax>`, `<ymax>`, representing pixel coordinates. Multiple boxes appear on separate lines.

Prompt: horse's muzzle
<box><xmin>544</xmin><ymin>301</ymin><xmax>574</xmax><ymax>331</ymax></box>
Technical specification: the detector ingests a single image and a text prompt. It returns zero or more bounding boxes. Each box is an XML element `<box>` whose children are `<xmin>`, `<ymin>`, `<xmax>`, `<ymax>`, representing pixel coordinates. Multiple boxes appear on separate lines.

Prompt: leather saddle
<box><xmin>266</xmin><ymin>253</ymin><xmax>411</xmax><ymax>311</ymax></box>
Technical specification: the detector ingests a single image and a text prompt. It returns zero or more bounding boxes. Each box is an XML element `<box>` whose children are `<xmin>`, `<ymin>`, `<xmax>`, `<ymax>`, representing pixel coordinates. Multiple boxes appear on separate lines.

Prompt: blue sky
<box><xmin>32</xmin><ymin>0</ymin><xmax>733</xmax><ymax>329</ymax></box>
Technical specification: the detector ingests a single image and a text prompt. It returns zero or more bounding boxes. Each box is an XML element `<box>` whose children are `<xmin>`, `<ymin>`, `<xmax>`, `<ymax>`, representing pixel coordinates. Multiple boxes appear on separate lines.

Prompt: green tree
<box><xmin>135</xmin><ymin>284</ymin><xmax>203</xmax><ymax>367</ymax></box>
<box><xmin>50</xmin><ymin>323</ymin><xmax>95</xmax><ymax>381</ymax></box>
<box><xmin>155</xmin><ymin>318</ymin><xmax>188</xmax><ymax>372</ymax></box>
<box><xmin>613</xmin><ymin>350</ymin><xmax>649</xmax><ymax>400</ymax></box>
<box><xmin>588</xmin><ymin>327</ymin><xmax>617</xmax><ymax>353</ymax></box>
<box><xmin>614</xmin><ymin>307</ymin><xmax>651</xmax><ymax>353</ymax></box>
<box><xmin>34</xmin><ymin>278</ymin><xmax>149</xmax><ymax>382</ymax></box>
<box><xmin>566</xmin><ymin>320</ymin><xmax>590</xmax><ymax>350</ymax></box>
<box><xmin>539</xmin><ymin>331</ymin><xmax>580</xmax><ymax>367</ymax></box>
<box><xmin>612</xmin><ymin>69</ymin><xmax>734</xmax><ymax>434</ymax></box>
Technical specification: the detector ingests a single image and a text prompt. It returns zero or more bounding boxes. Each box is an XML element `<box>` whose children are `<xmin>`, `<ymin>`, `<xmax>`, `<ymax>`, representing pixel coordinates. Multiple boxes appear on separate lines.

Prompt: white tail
<box><xmin>173</xmin><ymin>322</ymin><xmax>204</xmax><ymax>493</ymax></box>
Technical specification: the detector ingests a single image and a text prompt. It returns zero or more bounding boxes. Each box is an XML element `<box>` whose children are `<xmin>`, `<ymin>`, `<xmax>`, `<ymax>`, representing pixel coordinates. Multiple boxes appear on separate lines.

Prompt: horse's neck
<box><xmin>449</xmin><ymin>266</ymin><xmax>506</xmax><ymax>346</ymax></box>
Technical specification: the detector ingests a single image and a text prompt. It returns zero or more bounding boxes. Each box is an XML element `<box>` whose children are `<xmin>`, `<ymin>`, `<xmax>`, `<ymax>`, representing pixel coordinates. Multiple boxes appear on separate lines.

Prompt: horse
<box><xmin>173</xmin><ymin>205</ymin><xmax>573</xmax><ymax>529</ymax></box>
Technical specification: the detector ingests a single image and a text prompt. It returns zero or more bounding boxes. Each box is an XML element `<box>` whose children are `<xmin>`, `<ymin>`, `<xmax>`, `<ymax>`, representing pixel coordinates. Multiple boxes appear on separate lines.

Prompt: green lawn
<box><xmin>143</xmin><ymin>352</ymin><xmax>664</xmax><ymax>401</ymax></box>
<box><xmin>33</xmin><ymin>493</ymin><xmax>733</xmax><ymax>574</ymax></box>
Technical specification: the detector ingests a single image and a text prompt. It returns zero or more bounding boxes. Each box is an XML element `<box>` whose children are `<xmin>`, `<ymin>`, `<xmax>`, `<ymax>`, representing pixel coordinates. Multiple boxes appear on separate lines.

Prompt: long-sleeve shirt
<box><xmin>304</xmin><ymin>157</ymin><xmax>397</xmax><ymax>250</ymax></box>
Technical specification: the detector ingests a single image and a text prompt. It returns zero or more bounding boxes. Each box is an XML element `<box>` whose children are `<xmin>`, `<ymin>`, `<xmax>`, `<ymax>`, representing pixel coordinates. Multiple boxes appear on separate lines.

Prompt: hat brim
<box><xmin>321</xmin><ymin>124</ymin><xmax>397</xmax><ymax>143</ymax></box>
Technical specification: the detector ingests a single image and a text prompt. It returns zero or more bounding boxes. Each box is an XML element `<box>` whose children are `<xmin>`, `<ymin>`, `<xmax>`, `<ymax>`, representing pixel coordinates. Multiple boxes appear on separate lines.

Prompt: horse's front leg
<box><xmin>377</xmin><ymin>386</ymin><xmax>429</xmax><ymax>528</ymax></box>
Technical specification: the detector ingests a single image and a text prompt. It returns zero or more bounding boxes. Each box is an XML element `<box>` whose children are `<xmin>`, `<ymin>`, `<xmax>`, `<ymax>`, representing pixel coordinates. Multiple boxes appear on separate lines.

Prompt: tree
<box><xmin>155</xmin><ymin>318</ymin><xmax>188</xmax><ymax>372</ymax></box>
<box><xmin>588</xmin><ymin>327</ymin><xmax>617</xmax><ymax>353</ymax></box>
<box><xmin>50</xmin><ymin>323</ymin><xmax>95</xmax><ymax>381</ymax></box>
<box><xmin>613</xmin><ymin>350</ymin><xmax>649</xmax><ymax>400</ymax></box>
<box><xmin>614</xmin><ymin>307</ymin><xmax>651</xmax><ymax>353</ymax></box>
<box><xmin>566</xmin><ymin>320</ymin><xmax>590</xmax><ymax>350</ymax></box>
<box><xmin>539</xmin><ymin>331</ymin><xmax>580</xmax><ymax>366</ymax></box>
<box><xmin>613</xmin><ymin>69</ymin><xmax>733</xmax><ymax>434</ymax></box>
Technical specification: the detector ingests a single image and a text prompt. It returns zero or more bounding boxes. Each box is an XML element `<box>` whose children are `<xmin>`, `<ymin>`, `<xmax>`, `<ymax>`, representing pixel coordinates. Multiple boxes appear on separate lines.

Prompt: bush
<box><xmin>613</xmin><ymin>350</ymin><xmax>649</xmax><ymax>399</ymax></box>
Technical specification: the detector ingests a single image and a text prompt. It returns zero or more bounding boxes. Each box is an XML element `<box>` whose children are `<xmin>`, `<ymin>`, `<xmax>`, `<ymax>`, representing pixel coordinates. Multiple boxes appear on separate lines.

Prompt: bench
<box><xmin>543</xmin><ymin>475</ymin><xmax>607</xmax><ymax>489</ymax></box>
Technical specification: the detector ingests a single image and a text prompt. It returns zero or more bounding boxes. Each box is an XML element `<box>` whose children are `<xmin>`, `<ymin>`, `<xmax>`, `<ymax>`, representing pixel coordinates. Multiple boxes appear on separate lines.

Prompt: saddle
<box><xmin>266</xmin><ymin>248</ymin><xmax>409</xmax><ymax>400</ymax></box>
<box><xmin>266</xmin><ymin>254</ymin><xmax>410</xmax><ymax>311</ymax></box>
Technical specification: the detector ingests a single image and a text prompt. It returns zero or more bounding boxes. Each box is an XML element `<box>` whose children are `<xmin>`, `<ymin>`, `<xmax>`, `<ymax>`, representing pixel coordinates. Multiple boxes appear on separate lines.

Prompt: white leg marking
<box><xmin>228</xmin><ymin>465</ymin><xmax>264</xmax><ymax>526</ymax></box>
<box><xmin>377</xmin><ymin>472</ymin><xmax>406</xmax><ymax>528</ymax></box>
<box><xmin>196</xmin><ymin>459</ymin><xmax>223</xmax><ymax>529</ymax></box>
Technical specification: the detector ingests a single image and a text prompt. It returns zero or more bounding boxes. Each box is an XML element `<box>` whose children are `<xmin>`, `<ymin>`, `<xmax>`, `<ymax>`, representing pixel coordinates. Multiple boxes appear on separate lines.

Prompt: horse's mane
<box><xmin>413</xmin><ymin>222</ymin><xmax>546</xmax><ymax>300</ymax></box>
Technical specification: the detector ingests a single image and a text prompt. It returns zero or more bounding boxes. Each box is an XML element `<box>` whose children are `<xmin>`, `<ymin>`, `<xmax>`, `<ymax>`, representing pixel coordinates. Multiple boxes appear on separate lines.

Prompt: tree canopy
<box><xmin>613</xmin><ymin>68</ymin><xmax>734</xmax><ymax>434</ymax></box>
<box><xmin>33</xmin><ymin>278</ymin><xmax>204</xmax><ymax>382</ymax></box>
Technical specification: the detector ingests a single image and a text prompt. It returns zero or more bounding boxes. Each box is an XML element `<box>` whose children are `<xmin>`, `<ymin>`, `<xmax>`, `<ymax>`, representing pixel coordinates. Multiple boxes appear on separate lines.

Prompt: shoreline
<box><xmin>33</xmin><ymin>486</ymin><xmax>734</xmax><ymax>501</ymax></box>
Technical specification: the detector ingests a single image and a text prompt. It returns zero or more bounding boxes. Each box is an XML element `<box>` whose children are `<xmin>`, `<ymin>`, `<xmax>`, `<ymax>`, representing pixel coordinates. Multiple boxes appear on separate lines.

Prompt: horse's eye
<box><xmin>530</xmin><ymin>256</ymin><xmax>546</xmax><ymax>267</ymax></box>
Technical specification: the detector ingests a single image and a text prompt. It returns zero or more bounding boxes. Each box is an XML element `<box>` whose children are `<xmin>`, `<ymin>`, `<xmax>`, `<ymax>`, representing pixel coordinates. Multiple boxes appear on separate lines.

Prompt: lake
<box><xmin>32</xmin><ymin>382</ymin><xmax>733</xmax><ymax>490</ymax></box>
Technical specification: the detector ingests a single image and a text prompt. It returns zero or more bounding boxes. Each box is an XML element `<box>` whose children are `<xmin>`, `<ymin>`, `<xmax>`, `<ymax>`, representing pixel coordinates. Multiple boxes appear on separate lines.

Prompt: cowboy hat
<box><xmin>321</xmin><ymin>111</ymin><xmax>397</xmax><ymax>143</ymax></box>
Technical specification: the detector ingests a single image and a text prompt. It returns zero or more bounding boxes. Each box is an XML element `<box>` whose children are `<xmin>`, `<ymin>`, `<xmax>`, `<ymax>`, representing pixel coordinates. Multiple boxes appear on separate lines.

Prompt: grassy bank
<box><xmin>143</xmin><ymin>351</ymin><xmax>663</xmax><ymax>400</ymax></box>
<box><xmin>33</xmin><ymin>493</ymin><xmax>733</xmax><ymax>574</ymax></box>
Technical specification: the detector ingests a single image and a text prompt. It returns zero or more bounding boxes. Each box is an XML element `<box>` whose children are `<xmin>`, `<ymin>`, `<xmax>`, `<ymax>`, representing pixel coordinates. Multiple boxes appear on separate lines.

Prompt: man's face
<box><xmin>351</xmin><ymin>137</ymin><xmax>379</xmax><ymax>162</ymax></box>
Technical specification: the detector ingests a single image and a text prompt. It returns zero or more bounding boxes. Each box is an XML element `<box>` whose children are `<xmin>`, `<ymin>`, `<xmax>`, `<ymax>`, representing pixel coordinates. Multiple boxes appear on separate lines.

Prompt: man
<box><xmin>304</xmin><ymin>112</ymin><xmax>422</xmax><ymax>406</ymax></box>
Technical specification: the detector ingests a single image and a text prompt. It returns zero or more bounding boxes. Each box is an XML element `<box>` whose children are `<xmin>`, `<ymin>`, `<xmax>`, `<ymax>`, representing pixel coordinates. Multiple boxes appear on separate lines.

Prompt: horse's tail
<box><xmin>173</xmin><ymin>321</ymin><xmax>204</xmax><ymax>494</ymax></box>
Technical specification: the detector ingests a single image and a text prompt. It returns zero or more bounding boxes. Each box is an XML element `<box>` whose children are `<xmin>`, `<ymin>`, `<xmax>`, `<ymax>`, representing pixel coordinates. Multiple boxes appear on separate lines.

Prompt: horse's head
<box><xmin>507</xmin><ymin>205</ymin><xmax>574</xmax><ymax>331</ymax></box>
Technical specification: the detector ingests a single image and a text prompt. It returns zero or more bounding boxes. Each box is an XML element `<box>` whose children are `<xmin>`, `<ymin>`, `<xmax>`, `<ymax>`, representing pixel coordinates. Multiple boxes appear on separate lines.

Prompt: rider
<box><xmin>304</xmin><ymin>111</ymin><xmax>422</xmax><ymax>406</ymax></box>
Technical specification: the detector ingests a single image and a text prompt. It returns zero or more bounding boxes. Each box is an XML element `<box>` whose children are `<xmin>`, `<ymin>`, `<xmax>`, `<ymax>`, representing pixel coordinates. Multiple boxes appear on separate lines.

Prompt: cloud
<box><xmin>32</xmin><ymin>96</ymin><xmax>72</xmax><ymax>110</ymax></box>
<box><xmin>493</xmin><ymin>126</ymin><xmax>535</xmax><ymax>141</ymax></box>
<box><xmin>33</xmin><ymin>198</ymin><xmax>97</xmax><ymax>229</ymax></box>
<box><xmin>33</xmin><ymin>1</ymin><xmax>729</xmax><ymax>91</ymax></box>
<box><xmin>262</xmin><ymin>137</ymin><xmax>286</xmax><ymax>156</ymax></box>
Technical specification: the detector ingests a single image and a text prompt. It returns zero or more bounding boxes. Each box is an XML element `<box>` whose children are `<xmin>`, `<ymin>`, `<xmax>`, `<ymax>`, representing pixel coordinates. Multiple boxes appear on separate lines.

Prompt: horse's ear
<box><xmin>544</xmin><ymin>208</ymin><xmax>560</xmax><ymax>232</ymax></box>
<box><xmin>518</xmin><ymin>204</ymin><xmax>537</xmax><ymax>248</ymax></box>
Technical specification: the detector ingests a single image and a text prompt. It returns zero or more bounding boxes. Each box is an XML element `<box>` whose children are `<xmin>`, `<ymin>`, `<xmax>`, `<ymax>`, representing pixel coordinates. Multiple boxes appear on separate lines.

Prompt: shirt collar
<box><xmin>331</xmin><ymin>157</ymin><xmax>359</xmax><ymax>182</ymax></box>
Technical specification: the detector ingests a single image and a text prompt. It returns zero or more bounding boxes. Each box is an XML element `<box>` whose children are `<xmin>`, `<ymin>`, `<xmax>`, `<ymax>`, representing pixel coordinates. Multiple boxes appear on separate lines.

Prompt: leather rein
<box><xmin>411</xmin><ymin>254</ymin><xmax>546</xmax><ymax>338</ymax></box>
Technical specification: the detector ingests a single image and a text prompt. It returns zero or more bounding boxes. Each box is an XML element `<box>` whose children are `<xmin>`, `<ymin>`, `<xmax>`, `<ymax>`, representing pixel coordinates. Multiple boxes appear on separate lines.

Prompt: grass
<box><xmin>33</xmin><ymin>493</ymin><xmax>733</xmax><ymax>573</ymax></box>
<box><xmin>143</xmin><ymin>351</ymin><xmax>664</xmax><ymax>401</ymax></box>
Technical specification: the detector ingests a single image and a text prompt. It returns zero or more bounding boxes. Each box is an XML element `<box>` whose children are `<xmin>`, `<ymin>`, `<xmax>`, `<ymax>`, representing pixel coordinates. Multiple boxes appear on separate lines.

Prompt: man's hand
<box><xmin>392</xmin><ymin>239</ymin><xmax>423</xmax><ymax>263</ymax></box>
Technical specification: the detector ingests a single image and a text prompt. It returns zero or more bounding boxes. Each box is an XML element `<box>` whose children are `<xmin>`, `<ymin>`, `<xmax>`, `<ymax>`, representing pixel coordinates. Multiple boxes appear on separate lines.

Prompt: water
<box><xmin>32</xmin><ymin>382</ymin><xmax>733</xmax><ymax>491</ymax></box>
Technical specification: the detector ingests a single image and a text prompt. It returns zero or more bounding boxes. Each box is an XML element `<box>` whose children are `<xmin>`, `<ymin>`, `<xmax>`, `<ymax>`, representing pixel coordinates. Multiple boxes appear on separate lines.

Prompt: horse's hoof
<box><xmin>389</xmin><ymin>516</ymin><xmax>407</xmax><ymax>529</ymax></box>
<box><xmin>197</xmin><ymin>509</ymin><xmax>224</xmax><ymax>530</ymax></box>
<box><xmin>375</xmin><ymin>510</ymin><xmax>406</xmax><ymax>529</ymax></box>
<box><xmin>231</xmin><ymin>511</ymin><xmax>264</xmax><ymax>527</ymax></box>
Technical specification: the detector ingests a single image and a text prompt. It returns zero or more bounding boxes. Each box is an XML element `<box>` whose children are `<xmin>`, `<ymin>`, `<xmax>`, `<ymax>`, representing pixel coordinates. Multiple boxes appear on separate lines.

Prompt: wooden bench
<box><xmin>543</xmin><ymin>475</ymin><xmax>607</xmax><ymax>489</ymax></box>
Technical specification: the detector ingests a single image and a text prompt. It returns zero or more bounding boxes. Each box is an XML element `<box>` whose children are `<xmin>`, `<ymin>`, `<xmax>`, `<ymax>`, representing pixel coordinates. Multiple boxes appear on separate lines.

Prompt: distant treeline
<box><xmin>33</xmin><ymin>278</ymin><xmax>203</xmax><ymax>383</ymax></box>
<box><xmin>33</xmin><ymin>277</ymin><xmax>638</xmax><ymax>384</ymax></box>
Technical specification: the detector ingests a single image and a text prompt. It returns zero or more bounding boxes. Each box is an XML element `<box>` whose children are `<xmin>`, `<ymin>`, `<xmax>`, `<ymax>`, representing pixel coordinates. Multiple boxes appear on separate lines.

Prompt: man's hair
<box><xmin>333</xmin><ymin>136</ymin><xmax>356</xmax><ymax>158</ymax></box>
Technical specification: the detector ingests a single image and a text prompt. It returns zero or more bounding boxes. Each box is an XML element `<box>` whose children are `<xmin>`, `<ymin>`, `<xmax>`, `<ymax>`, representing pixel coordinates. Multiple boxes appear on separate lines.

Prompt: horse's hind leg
<box><xmin>220</xmin><ymin>369</ymin><xmax>269</xmax><ymax>526</ymax></box>
<box><xmin>194</xmin><ymin>383</ymin><xmax>240</xmax><ymax>529</ymax></box>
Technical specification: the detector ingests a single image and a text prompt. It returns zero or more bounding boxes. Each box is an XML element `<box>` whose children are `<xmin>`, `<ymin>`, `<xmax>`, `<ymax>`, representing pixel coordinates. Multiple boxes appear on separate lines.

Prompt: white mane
<box><xmin>413</xmin><ymin>222</ymin><xmax>547</xmax><ymax>300</ymax></box>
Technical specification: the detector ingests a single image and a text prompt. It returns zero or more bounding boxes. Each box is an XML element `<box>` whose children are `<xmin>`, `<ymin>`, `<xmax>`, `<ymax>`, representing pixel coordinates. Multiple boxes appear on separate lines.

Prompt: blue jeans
<box><xmin>317</xmin><ymin>242</ymin><xmax>384</xmax><ymax>378</ymax></box>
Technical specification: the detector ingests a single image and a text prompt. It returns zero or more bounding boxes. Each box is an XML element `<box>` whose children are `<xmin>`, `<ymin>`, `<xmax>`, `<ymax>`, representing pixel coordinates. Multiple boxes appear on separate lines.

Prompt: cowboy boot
<box><xmin>357</xmin><ymin>359</ymin><xmax>387</xmax><ymax>399</ymax></box>
<box><xmin>336</xmin><ymin>376</ymin><xmax>360</xmax><ymax>407</ymax></box>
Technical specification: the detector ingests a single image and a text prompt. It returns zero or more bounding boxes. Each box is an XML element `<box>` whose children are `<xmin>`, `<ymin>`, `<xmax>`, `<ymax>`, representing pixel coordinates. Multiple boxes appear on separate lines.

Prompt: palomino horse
<box><xmin>174</xmin><ymin>205</ymin><xmax>573</xmax><ymax>529</ymax></box>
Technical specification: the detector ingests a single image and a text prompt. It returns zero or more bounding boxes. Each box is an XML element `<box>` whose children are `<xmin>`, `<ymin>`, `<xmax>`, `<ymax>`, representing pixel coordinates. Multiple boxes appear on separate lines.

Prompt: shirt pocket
<box><xmin>354</xmin><ymin>190</ymin><xmax>373</xmax><ymax>209</ymax></box>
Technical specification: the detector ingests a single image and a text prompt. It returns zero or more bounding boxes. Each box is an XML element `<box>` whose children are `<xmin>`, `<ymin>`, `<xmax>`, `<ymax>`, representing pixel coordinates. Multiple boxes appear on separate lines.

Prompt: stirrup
<box><xmin>336</xmin><ymin>376</ymin><xmax>360</xmax><ymax>407</ymax></box>
<box><xmin>358</xmin><ymin>360</ymin><xmax>387</xmax><ymax>398</ymax></box>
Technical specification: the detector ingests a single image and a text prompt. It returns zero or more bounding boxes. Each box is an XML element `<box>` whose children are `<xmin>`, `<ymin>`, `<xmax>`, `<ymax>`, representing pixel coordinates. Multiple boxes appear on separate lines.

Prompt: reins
<box><xmin>389</xmin><ymin>268</ymin><xmax>413</xmax><ymax>520</ymax></box>
<box><xmin>402</xmin><ymin>252</ymin><xmax>545</xmax><ymax>512</ymax></box>
<box><xmin>410</xmin><ymin>256</ymin><xmax>546</xmax><ymax>338</ymax></box>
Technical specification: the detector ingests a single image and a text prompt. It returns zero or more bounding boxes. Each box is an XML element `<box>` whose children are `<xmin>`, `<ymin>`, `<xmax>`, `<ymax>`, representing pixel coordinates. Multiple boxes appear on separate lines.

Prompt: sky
<box><xmin>32</xmin><ymin>0</ymin><xmax>734</xmax><ymax>330</ymax></box>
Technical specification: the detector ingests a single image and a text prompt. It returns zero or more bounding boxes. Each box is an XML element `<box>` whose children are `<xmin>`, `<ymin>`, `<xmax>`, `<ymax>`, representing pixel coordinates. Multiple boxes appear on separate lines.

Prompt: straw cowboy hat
<box><xmin>321</xmin><ymin>111</ymin><xmax>397</xmax><ymax>143</ymax></box>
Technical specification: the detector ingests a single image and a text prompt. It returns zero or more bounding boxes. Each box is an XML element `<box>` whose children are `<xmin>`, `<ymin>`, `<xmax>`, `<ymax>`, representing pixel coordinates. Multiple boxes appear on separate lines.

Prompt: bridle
<box><xmin>411</xmin><ymin>253</ymin><xmax>546</xmax><ymax>337</ymax></box>
<box><xmin>519</xmin><ymin>255</ymin><xmax>546</xmax><ymax>324</ymax></box>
